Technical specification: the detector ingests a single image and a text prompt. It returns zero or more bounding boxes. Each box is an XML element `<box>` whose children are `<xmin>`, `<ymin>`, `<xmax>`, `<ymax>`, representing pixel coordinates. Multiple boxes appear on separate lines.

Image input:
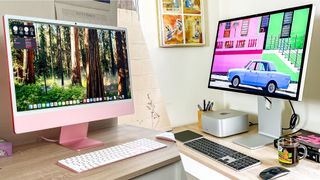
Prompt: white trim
<box><xmin>297</xmin><ymin>4</ymin><xmax>316</xmax><ymax>101</ymax></box>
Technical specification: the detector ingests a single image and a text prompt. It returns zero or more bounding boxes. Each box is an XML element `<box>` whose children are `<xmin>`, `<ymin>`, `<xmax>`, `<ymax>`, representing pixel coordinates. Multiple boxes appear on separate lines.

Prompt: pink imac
<box><xmin>3</xmin><ymin>15</ymin><xmax>134</xmax><ymax>151</ymax></box>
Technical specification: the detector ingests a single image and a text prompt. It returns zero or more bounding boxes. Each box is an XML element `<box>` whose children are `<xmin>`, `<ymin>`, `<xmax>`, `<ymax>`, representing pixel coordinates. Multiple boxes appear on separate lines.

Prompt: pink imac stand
<box><xmin>59</xmin><ymin>123</ymin><xmax>104</xmax><ymax>151</ymax></box>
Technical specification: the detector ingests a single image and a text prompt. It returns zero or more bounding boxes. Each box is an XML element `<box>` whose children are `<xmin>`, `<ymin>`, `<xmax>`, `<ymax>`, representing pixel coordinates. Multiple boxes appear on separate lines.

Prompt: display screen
<box><xmin>208</xmin><ymin>5</ymin><xmax>313</xmax><ymax>100</ymax></box>
<box><xmin>7</xmin><ymin>18</ymin><xmax>131</xmax><ymax>112</ymax></box>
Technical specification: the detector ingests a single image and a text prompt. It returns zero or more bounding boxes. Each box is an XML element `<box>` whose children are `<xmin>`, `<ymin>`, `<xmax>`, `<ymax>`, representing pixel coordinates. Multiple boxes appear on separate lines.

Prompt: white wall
<box><xmin>117</xmin><ymin>9</ymin><xmax>172</xmax><ymax>131</ymax></box>
<box><xmin>219</xmin><ymin>0</ymin><xmax>320</xmax><ymax>133</ymax></box>
<box><xmin>138</xmin><ymin>0</ymin><xmax>224</xmax><ymax>127</ymax></box>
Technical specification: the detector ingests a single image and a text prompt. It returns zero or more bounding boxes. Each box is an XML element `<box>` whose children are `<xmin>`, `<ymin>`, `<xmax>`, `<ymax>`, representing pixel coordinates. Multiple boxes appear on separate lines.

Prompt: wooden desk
<box><xmin>173</xmin><ymin>124</ymin><xmax>320</xmax><ymax>180</ymax></box>
<box><xmin>0</xmin><ymin>125</ymin><xmax>181</xmax><ymax>180</ymax></box>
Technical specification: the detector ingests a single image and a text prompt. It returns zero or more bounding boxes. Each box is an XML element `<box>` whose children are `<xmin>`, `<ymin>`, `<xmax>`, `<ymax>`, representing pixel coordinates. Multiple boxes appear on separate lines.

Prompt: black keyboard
<box><xmin>185</xmin><ymin>138</ymin><xmax>260</xmax><ymax>171</ymax></box>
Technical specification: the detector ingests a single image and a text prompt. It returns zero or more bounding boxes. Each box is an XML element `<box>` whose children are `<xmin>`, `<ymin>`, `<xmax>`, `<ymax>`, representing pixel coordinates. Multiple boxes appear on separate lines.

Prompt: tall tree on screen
<box><xmin>70</xmin><ymin>26</ymin><xmax>82</xmax><ymax>86</ymax></box>
<box><xmin>85</xmin><ymin>28</ymin><xmax>104</xmax><ymax>98</ymax></box>
<box><xmin>22</xmin><ymin>22</ymin><xmax>36</xmax><ymax>84</ymax></box>
<box><xmin>23</xmin><ymin>49</ymin><xmax>36</xmax><ymax>84</ymax></box>
<box><xmin>12</xmin><ymin>49</ymin><xmax>24</xmax><ymax>82</ymax></box>
<box><xmin>36</xmin><ymin>25</ymin><xmax>49</xmax><ymax>93</ymax></box>
<box><xmin>115</xmin><ymin>31</ymin><xmax>128</xmax><ymax>98</ymax></box>
<box><xmin>79</xmin><ymin>28</ymin><xmax>87</xmax><ymax>69</ymax></box>
<box><xmin>101</xmin><ymin>31</ymin><xmax>110</xmax><ymax>74</ymax></box>
<box><xmin>57</xmin><ymin>26</ymin><xmax>64</xmax><ymax>86</ymax></box>
<box><xmin>108</xmin><ymin>31</ymin><xmax>116</xmax><ymax>76</ymax></box>
<box><xmin>63</xmin><ymin>27</ymin><xmax>71</xmax><ymax>78</ymax></box>
<box><xmin>47</xmin><ymin>24</ymin><xmax>55</xmax><ymax>81</ymax></box>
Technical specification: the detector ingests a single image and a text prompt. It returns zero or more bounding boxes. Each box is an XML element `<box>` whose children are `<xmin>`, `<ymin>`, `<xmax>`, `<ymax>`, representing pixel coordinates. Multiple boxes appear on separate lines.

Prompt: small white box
<box><xmin>202</xmin><ymin>109</ymin><xmax>248</xmax><ymax>137</ymax></box>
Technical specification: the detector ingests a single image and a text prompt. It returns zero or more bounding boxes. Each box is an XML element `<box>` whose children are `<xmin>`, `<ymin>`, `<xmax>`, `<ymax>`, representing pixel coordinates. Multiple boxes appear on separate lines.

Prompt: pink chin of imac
<box><xmin>12</xmin><ymin>101</ymin><xmax>134</xmax><ymax>151</ymax></box>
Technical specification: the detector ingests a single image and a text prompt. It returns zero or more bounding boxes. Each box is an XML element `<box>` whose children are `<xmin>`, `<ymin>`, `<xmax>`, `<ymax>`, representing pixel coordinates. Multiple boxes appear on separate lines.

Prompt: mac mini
<box><xmin>201</xmin><ymin>109</ymin><xmax>249</xmax><ymax>137</ymax></box>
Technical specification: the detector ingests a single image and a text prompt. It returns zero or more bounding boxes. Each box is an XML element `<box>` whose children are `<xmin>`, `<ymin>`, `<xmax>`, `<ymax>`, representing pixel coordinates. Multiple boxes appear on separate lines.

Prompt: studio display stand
<box><xmin>233</xmin><ymin>96</ymin><xmax>282</xmax><ymax>149</ymax></box>
<box><xmin>59</xmin><ymin>123</ymin><xmax>104</xmax><ymax>151</ymax></box>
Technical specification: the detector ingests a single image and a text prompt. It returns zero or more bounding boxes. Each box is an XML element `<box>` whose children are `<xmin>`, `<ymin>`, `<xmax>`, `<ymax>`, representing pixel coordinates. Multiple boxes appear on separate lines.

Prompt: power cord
<box><xmin>282</xmin><ymin>100</ymin><xmax>300</xmax><ymax>131</ymax></box>
<box><xmin>40</xmin><ymin>136</ymin><xmax>58</xmax><ymax>143</ymax></box>
<box><xmin>263</xmin><ymin>97</ymin><xmax>299</xmax><ymax>131</ymax></box>
<box><xmin>263</xmin><ymin>96</ymin><xmax>272</xmax><ymax>105</ymax></box>
<box><xmin>249</xmin><ymin>122</ymin><xmax>258</xmax><ymax>126</ymax></box>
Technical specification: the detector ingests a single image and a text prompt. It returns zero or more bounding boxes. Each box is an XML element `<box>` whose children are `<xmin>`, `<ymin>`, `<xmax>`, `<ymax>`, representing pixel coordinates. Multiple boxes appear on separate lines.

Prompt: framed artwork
<box><xmin>157</xmin><ymin>0</ymin><xmax>205</xmax><ymax>47</ymax></box>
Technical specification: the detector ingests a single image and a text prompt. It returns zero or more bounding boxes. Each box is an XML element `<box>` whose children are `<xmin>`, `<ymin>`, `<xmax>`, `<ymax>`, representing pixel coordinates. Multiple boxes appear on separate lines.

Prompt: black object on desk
<box><xmin>185</xmin><ymin>138</ymin><xmax>260</xmax><ymax>171</ymax></box>
<box><xmin>259</xmin><ymin>166</ymin><xmax>289</xmax><ymax>180</ymax></box>
<box><xmin>174</xmin><ymin>130</ymin><xmax>202</xmax><ymax>142</ymax></box>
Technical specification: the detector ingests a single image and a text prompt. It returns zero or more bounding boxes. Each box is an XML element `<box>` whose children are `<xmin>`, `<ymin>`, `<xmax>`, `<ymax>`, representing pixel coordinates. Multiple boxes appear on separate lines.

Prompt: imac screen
<box><xmin>7</xmin><ymin>19</ymin><xmax>131</xmax><ymax>112</ymax></box>
<box><xmin>208</xmin><ymin>5</ymin><xmax>313</xmax><ymax>100</ymax></box>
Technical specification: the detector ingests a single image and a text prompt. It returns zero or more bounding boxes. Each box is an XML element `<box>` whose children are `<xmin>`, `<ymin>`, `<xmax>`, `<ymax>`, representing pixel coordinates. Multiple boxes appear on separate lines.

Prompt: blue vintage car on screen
<box><xmin>228</xmin><ymin>60</ymin><xmax>291</xmax><ymax>93</ymax></box>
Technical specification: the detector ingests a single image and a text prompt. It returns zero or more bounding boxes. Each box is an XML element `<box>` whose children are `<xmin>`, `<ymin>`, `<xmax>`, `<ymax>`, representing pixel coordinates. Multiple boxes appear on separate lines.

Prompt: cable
<box><xmin>249</xmin><ymin>122</ymin><xmax>258</xmax><ymax>126</ymax></box>
<box><xmin>263</xmin><ymin>96</ymin><xmax>272</xmax><ymax>105</ymax></box>
<box><xmin>263</xmin><ymin>97</ymin><xmax>299</xmax><ymax>130</ymax></box>
<box><xmin>40</xmin><ymin>136</ymin><xmax>58</xmax><ymax>143</ymax></box>
<box><xmin>282</xmin><ymin>100</ymin><xmax>300</xmax><ymax>131</ymax></box>
<box><xmin>281</xmin><ymin>129</ymin><xmax>301</xmax><ymax>137</ymax></box>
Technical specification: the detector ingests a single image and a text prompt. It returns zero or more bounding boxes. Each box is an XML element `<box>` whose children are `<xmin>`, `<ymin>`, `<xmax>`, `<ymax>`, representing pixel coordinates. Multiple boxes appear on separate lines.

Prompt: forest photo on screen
<box><xmin>9</xmin><ymin>19</ymin><xmax>131</xmax><ymax>112</ymax></box>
